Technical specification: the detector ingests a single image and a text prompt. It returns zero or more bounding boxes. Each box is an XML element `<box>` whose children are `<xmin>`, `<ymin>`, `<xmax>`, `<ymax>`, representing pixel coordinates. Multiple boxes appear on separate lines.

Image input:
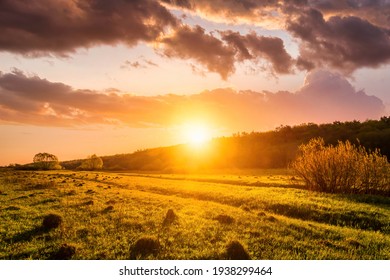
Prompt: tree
<box><xmin>79</xmin><ymin>154</ymin><xmax>103</xmax><ymax>170</ymax></box>
<box><xmin>33</xmin><ymin>152</ymin><xmax>60</xmax><ymax>170</ymax></box>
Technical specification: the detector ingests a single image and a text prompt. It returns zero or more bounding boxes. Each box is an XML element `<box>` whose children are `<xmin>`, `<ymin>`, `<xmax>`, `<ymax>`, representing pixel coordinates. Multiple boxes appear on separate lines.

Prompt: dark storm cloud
<box><xmin>0</xmin><ymin>0</ymin><xmax>178</xmax><ymax>55</ymax></box>
<box><xmin>287</xmin><ymin>9</ymin><xmax>390</xmax><ymax>72</ymax></box>
<box><xmin>0</xmin><ymin>70</ymin><xmax>384</xmax><ymax>129</ymax></box>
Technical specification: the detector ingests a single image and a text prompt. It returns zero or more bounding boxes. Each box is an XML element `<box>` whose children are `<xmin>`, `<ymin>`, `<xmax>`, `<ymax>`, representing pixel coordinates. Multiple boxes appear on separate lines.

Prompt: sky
<box><xmin>1</xmin><ymin>0</ymin><xmax>390</xmax><ymax>166</ymax></box>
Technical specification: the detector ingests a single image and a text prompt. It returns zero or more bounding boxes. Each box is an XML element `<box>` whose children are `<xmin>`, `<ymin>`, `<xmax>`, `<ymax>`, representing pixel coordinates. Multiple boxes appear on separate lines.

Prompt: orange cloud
<box><xmin>0</xmin><ymin>70</ymin><xmax>385</xmax><ymax>130</ymax></box>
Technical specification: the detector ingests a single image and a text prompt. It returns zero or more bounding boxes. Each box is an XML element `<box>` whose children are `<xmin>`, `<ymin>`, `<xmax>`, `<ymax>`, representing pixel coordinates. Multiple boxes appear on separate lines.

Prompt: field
<box><xmin>1</xmin><ymin>169</ymin><xmax>389</xmax><ymax>260</ymax></box>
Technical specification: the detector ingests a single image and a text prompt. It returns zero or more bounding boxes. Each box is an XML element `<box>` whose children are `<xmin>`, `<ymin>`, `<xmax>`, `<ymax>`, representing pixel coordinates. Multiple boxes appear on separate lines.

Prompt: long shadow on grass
<box><xmin>3</xmin><ymin>250</ymin><xmax>36</xmax><ymax>260</ymax></box>
<box><xmin>266</xmin><ymin>203</ymin><xmax>388</xmax><ymax>233</ymax></box>
<box><xmin>6</xmin><ymin>226</ymin><xmax>54</xmax><ymax>244</ymax></box>
<box><xmin>338</xmin><ymin>194</ymin><xmax>390</xmax><ymax>211</ymax></box>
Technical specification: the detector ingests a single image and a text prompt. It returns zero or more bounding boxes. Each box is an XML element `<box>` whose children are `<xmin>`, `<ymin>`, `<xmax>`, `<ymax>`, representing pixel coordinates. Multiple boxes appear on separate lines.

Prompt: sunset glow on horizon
<box><xmin>1</xmin><ymin>0</ymin><xmax>390</xmax><ymax>166</ymax></box>
<box><xmin>183</xmin><ymin>123</ymin><xmax>212</xmax><ymax>147</ymax></box>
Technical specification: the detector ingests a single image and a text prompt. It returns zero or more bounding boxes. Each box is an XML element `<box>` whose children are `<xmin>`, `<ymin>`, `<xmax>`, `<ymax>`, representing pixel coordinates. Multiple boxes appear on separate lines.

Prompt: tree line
<box><xmin>11</xmin><ymin>117</ymin><xmax>390</xmax><ymax>171</ymax></box>
<box><xmin>71</xmin><ymin>117</ymin><xmax>390</xmax><ymax>171</ymax></box>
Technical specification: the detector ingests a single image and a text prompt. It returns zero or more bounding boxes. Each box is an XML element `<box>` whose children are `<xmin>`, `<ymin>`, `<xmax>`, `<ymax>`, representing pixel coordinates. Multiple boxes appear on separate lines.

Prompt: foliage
<box><xmin>291</xmin><ymin>138</ymin><xmax>390</xmax><ymax>195</ymax></box>
<box><xmin>33</xmin><ymin>153</ymin><xmax>61</xmax><ymax>170</ymax></box>
<box><xmin>79</xmin><ymin>154</ymin><xmax>103</xmax><ymax>170</ymax></box>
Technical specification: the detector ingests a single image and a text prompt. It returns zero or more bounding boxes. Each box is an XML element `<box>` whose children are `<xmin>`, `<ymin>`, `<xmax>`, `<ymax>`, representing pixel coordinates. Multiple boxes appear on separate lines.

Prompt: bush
<box><xmin>291</xmin><ymin>138</ymin><xmax>390</xmax><ymax>195</ymax></box>
<box><xmin>78</xmin><ymin>154</ymin><xmax>103</xmax><ymax>170</ymax></box>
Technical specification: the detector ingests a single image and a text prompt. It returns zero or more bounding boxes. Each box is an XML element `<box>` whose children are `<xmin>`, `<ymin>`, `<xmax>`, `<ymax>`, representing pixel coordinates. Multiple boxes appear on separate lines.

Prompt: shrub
<box><xmin>79</xmin><ymin>154</ymin><xmax>103</xmax><ymax>170</ymax></box>
<box><xmin>291</xmin><ymin>138</ymin><xmax>390</xmax><ymax>195</ymax></box>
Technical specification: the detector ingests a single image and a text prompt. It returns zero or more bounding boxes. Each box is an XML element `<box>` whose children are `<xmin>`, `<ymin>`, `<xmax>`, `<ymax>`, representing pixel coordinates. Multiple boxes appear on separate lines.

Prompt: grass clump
<box><xmin>162</xmin><ymin>209</ymin><xmax>177</xmax><ymax>226</ymax></box>
<box><xmin>215</xmin><ymin>214</ymin><xmax>235</xmax><ymax>224</ymax></box>
<box><xmin>291</xmin><ymin>138</ymin><xmax>390</xmax><ymax>195</ymax></box>
<box><xmin>130</xmin><ymin>236</ymin><xmax>160</xmax><ymax>259</ymax></box>
<box><xmin>225</xmin><ymin>241</ymin><xmax>251</xmax><ymax>260</ymax></box>
<box><xmin>42</xmin><ymin>214</ymin><xmax>63</xmax><ymax>231</ymax></box>
<box><xmin>50</xmin><ymin>244</ymin><xmax>76</xmax><ymax>260</ymax></box>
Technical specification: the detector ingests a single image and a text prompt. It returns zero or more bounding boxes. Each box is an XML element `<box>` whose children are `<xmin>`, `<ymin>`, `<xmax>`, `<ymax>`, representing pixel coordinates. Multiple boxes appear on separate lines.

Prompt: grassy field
<box><xmin>0</xmin><ymin>169</ymin><xmax>389</xmax><ymax>260</ymax></box>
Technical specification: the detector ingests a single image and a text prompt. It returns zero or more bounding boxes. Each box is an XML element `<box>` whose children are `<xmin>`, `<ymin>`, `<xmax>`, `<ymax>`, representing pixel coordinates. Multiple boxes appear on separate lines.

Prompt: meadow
<box><xmin>1</xmin><ymin>169</ymin><xmax>389</xmax><ymax>260</ymax></box>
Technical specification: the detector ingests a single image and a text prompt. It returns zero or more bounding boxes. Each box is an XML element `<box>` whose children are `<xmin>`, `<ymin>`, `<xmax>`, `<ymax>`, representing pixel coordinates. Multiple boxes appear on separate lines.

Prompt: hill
<box><xmin>60</xmin><ymin>117</ymin><xmax>390</xmax><ymax>171</ymax></box>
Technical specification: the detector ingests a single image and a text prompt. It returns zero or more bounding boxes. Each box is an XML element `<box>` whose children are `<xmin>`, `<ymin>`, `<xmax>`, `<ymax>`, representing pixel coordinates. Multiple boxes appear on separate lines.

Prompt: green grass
<box><xmin>0</xmin><ymin>169</ymin><xmax>389</xmax><ymax>260</ymax></box>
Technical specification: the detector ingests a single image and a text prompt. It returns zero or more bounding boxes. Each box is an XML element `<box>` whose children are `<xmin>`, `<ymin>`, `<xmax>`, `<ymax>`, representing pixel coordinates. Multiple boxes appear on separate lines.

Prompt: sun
<box><xmin>184</xmin><ymin>124</ymin><xmax>211</xmax><ymax>146</ymax></box>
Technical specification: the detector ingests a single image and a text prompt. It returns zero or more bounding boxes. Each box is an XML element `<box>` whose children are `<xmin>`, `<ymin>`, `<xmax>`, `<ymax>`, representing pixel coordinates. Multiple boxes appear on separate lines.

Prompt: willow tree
<box><xmin>33</xmin><ymin>152</ymin><xmax>59</xmax><ymax>170</ymax></box>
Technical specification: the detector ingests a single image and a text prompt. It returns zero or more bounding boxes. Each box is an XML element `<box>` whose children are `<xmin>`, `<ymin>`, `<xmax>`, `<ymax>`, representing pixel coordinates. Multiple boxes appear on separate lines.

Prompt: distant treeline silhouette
<box><xmin>59</xmin><ymin>117</ymin><xmax>390</xmax><ymax>171</ymax></box>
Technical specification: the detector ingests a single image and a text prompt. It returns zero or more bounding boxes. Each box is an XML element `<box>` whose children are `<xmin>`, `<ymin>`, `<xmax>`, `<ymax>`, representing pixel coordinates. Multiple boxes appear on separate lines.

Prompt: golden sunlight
<box><xmin>184</xmin><ymin>123</ymin><xmax>211</xmax><ymax>146</ymax></box>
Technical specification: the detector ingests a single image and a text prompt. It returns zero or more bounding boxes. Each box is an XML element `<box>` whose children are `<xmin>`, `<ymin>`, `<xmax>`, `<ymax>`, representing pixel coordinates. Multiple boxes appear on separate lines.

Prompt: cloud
<box><xmin>189</xmin><ymin>70</ymin><xmax>385</xmax><ymax>130</ymax></box>
<box><xmin>293</xmin><ymin>70</ymin><xmax>386</xmax><ymax>122</ymax></box>
<box><xmin>0</xmin><ymin>0</ymin><xmax>293</xmax><ymax>78</ymax></box>
<box><xmin>220</xmin><ymin>31</ymin><xmax>295</xmax><ymax>74</ymax></box>
<box><xmin>161</xmin><ymin>0</ymin><xmax>390</xmax><ymax>73</ymax></box>
<box><xmin>160</xmin><ymin>0</ymin><xmax>286</xmax><ymax>27</ymax></box>
<box><xmin>0</xmin><ymin>70</ymin><xmax>173</xmax><ymax>127</ymax></box>
<box><xmin>160</xmin><ymin>25</ymin><xmax>236</xmax><ymax>79</ymax></box>
<box><xmin>287</xmin><ymin>8</ymin><xmax>390</xmax><ymax>72</ymax></box>
<box><xmin>160</xmin><ymin>25</ymin><xmax>294</xmax><ymax>79</ymax></box>
<box><xmin>308</xmin><ymin>0</ymin><xmax>390</xmax><ymax>28</ymax></box>
<box><xmin>121</xmin><ymin>58</ymin><xmax>158</xmax><ymax>70</ymax></box>
<box><xmin>4</xmin><ymin>0</ymin><xmax>389</xmax><ymax>76</ymax></box>
<box><xmin>0</xmin><ymin>0</ymin><xmax>177</xmax><ymax>55</ymax></box>
<box><xmin>162</xmin><ymin>0</ymin><xmax>390</xmax><ymax>29</ymax></box>
<box><xmin>0</xmin><ymin>70</ymin><xmax>384</xmax><ymax>130</ymax></box>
